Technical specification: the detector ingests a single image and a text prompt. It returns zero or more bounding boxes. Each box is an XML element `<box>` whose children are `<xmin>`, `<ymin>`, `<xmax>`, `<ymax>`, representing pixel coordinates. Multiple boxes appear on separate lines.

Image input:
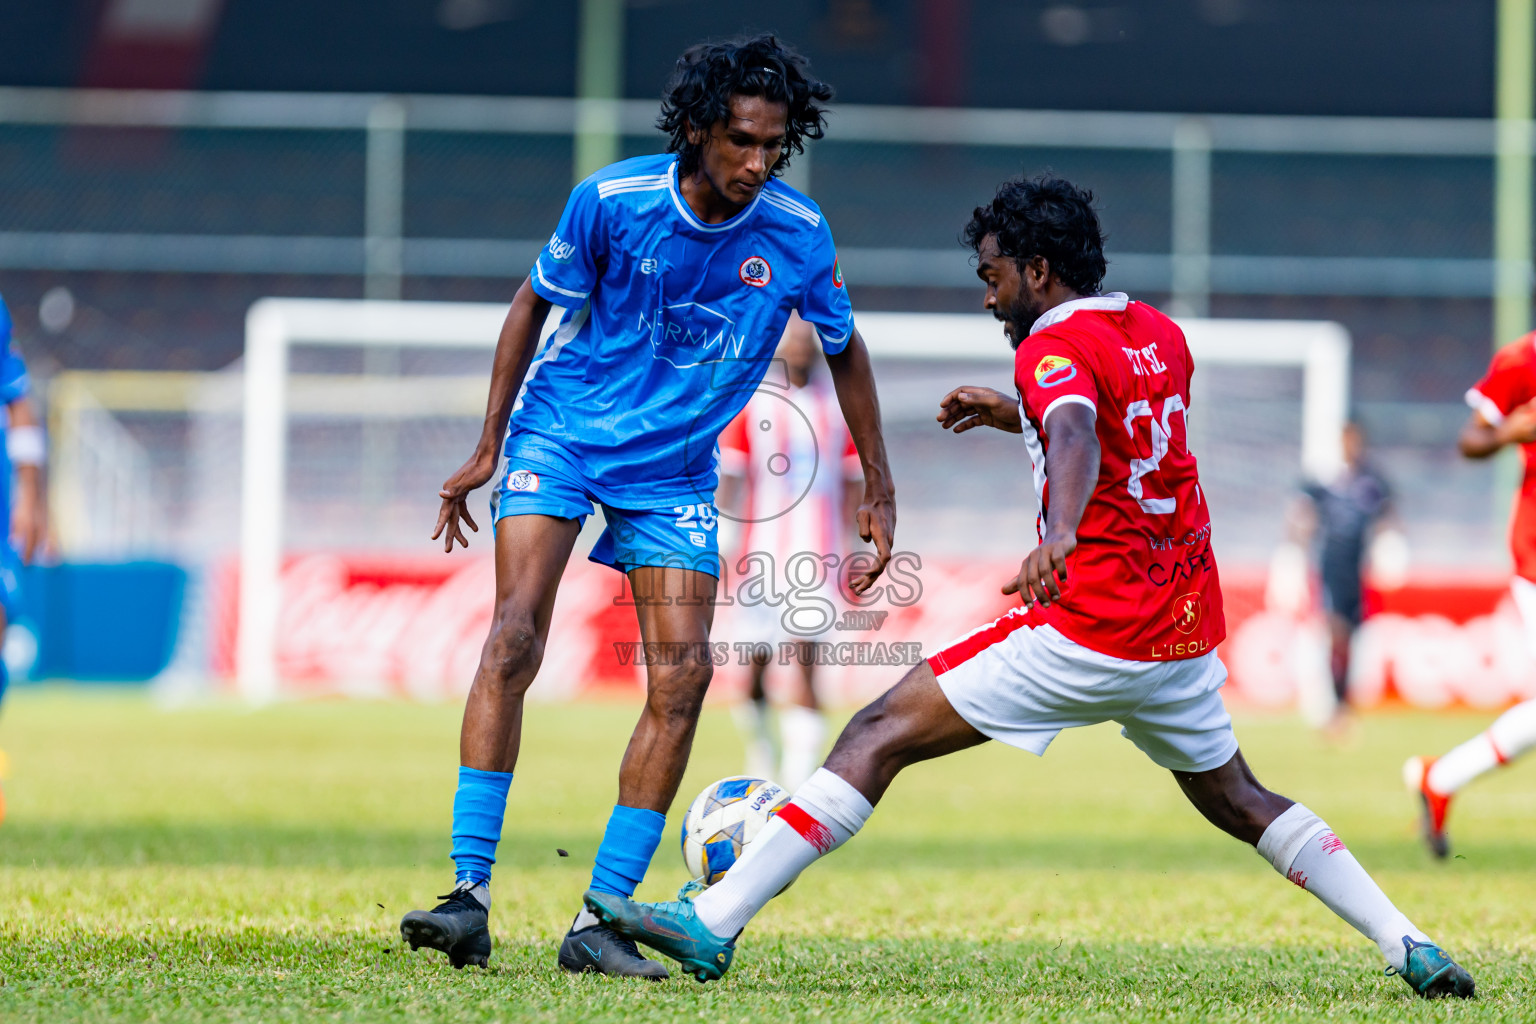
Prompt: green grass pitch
<box><xmin>0</xmin><ymin>688</ymin><xmax>1532</xmax><ymax>1022</ymax></box>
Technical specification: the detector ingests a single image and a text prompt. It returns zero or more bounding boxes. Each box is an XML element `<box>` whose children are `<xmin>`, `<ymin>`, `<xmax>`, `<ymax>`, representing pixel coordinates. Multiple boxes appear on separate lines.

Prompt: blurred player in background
<box><xmin>588</xmin><ymin>175</ymin><xmax>1474</xmax><ymax>999</ymax></box>
<box><xmin>718</xmin><ymin>312</ymin><xmax>863</xmax><ymax>790</ymax></box>
<box><xmin>0</xmin><ymin>294</ymin><xmax>49</xmax><ymax>825</ymax></box>
<box><xmin>1283</xmin><ymin>422</ymin><xmax>1401</xmax><ymax>733</ymax></box>
<box><xmin>1403</xmin><ymin>340</ymin><xmax>1536</xmax><ymax>858</ymax></box>
<box><xmin>401</xmin><ymin>36</ymin><xmax>896</xmax><ymax>977</ymax></box>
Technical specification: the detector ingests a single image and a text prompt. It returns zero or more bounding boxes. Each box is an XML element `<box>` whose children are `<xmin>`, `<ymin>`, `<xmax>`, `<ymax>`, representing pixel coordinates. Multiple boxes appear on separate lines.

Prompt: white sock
<box><xmin>778</xmin><ymin>705</ymin><xmax>828</xmax><ymax>791</ymax></box>
<box><xmin>453</xmin><ymin>879</ymin><xmax>490</xmax><ymax>911</ymax></box>
<box><xmin>1256</xmin><ymin>803</ymin><xmax>1429</xmax><ymax>971</ymax></box>
<box><xmin>572</xmin><ymin>907</ymin><xmax>599</xmax><ymax>930</ymax></box>
<box><xmin>733</xmin><ymin>699</ymin><xmax>776</xmax><ymax>779</ymax></box>
<box><xmin>693</xmin><ymin>767</ymin><xmax>873</xmax><ymax>938</ymax></box>
<box><xmin>1428</xmin><ymin>699</ymin><xmax>1536</xmax><ymax>795</ymax></box>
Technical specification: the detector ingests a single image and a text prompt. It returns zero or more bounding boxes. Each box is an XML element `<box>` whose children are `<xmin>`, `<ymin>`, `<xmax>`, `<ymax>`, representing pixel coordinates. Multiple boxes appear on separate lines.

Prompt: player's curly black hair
<box><xmin>963</xmin><ymin>175</ymin><xmax>1108</xmax><ymax>295</ymax></box>
<box><xmin>657</xmin><ymin>34</ymin><xmax>834</xmax><ymax>180</ymax></box>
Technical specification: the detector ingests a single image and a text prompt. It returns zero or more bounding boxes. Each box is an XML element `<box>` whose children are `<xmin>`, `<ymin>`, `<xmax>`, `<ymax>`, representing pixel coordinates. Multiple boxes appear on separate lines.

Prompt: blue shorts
<box><xmin>0</xmin><ymin>538</ymin><xmax>20</xmax><ymax>619</ymax></box>
<box><xmin>491</xmin><ymin>437</ymin><xmax>720</xmax><ymax>578</ymax></box>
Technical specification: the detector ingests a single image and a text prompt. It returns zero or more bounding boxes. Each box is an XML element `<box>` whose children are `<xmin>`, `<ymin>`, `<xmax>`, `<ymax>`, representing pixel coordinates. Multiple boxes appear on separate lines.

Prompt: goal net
<box><xmin>215</xmin><ymin>300</ymin><xmax>1346</xmax><ymax>701</ymax></box>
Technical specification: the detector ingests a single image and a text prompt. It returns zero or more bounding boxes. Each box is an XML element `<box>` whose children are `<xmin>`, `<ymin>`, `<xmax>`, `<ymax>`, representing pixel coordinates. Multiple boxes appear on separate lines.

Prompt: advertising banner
<box><xmin>209</xmin><ymin>555</ymin><xmax>1536</xmax><ymax>710</ymax></box>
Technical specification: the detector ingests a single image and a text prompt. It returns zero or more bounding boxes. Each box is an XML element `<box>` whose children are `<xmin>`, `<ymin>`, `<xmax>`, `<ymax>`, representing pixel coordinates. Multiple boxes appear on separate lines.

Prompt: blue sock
<box><xmin>451</xmin><ymin>766</ymin><xmax>513</xmax><ymax>887</ymax></box>
<box><xmin>589</xmin><ymin>805</ymin><xmax>667</xmax><ymax>897</ymax></box>
<box><xmin>0</xmin><ymin>660</ymin><xmax>8</xmax><ymax>707</ymax></box>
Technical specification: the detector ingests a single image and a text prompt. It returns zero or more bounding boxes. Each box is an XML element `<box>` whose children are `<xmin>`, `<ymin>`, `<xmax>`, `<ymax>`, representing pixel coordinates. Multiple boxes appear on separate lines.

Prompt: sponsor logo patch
<box><xmin>547</xmin><ymin>233</ymin><xmax>575</xmax><ymax>263</ymax></box>
<box><xmin>739</xmin><ymin>255</ymin><xmax>772</xmax><ymax>287</ymax></box>
<box><xmin>1172</xmin><ymin>591</ymin><xmax>1202</xmax><ymax>634</ymax></box>
<box><xmin>832</xmin><ymin>256</ymin><xmax>843</xmax><ymax>289</ymax></box>
<box><xmin>507</xmin><ymin>469</ymin><xmax>540</xmax><ymax>492</ymax></box>
<box><xmin>1033</xmin><ymin>355</ymin><xmax>1078</xmax><ymax>387</ymax></box>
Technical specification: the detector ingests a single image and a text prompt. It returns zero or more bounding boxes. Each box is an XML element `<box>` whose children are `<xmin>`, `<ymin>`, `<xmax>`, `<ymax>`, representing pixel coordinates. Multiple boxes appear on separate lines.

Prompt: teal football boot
<box><xmin>1389</xmin><ymin>936</ymin><xmax>1475</xmax><ymax>999</ymax></box>
<box><xmin>582</xmin><ymin>888</ymin><xmax>735</xmax><ymax>982</ymax></box>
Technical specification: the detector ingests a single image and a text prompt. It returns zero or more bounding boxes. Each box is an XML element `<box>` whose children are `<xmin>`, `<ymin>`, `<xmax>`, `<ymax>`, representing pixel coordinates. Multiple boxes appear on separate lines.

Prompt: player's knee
<box><xmin>644</xmin><ymin>660</ymin><xmax>712</xmax><ymax>728</ymax></box>
<box><xmin>480</xmin><ymin>610</ymin><xmax>543</xmax><ymax>691</ymax></box>
<box><xmin>831</xmin><ymin>693</ymin><xmax>908</xmax><ymax>769</ymax></box>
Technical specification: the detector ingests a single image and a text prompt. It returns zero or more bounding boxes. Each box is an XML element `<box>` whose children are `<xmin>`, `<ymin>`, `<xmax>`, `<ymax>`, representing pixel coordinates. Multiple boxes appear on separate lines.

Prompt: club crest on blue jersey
<box><xmin>507</xmin><ymin>469</ymin><xmax>540</xmax><ymax>492</ymax></box>
<box><xmin>738</xmin><ymin>255</ymin><xmax>772</xmax><ymax>287</ymax></box>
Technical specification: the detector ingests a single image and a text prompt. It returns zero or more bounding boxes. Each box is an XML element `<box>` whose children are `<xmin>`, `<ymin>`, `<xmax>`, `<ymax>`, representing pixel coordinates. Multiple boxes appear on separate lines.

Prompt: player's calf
<box><xmin>1182</xmin><ymin>754</ymin><xmax>1474</xmax><ymax>998</ymax></box>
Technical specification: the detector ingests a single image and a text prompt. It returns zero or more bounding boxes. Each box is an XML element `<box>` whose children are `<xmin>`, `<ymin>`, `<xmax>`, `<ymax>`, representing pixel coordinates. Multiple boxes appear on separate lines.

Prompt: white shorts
<box><xmin>931</xmin><ymin>611</ymin><xmax>1238</xmax><ymax>773</ymax></box>
<box><xmin>727</xmin><ymin>595</ymin><xmax>839</xmax><ymax>647</ymax></box>
<box><xmin>1509</xmin><ymin>577</ymin><xmax>1536</xmax><ymax>659</ymax></box>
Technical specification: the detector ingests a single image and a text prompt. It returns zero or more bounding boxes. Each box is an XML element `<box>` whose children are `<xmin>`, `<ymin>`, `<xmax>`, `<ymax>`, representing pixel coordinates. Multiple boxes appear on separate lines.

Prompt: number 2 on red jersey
<box><xmin>1122</xmin><ymin>394</ymin><xmax>1187</xmax><ymax>514</ymax></box>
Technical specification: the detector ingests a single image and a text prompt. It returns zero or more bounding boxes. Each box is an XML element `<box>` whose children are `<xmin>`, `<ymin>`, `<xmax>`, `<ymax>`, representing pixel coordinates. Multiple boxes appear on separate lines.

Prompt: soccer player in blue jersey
<box><xmin>399</xmin><ymin>35</ymin><xmax>897</xmax><ymax>977</ymax></box>
<box><xmin>0</xmin><ymin>294</ymin><xmax>48</xmax><ymax>824</ymax></box>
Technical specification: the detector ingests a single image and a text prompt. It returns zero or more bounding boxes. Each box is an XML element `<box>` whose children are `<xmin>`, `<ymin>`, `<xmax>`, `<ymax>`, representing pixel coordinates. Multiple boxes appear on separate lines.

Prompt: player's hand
<box><xmin>433</xmin><ymin>451</ymin><xmax>498</xmax><ymax>552</ymax></box>
<box><xmin>1002</xmin><ymin>531</ymin><xmax>1076</xmax><ymax>607</ymax></box>
<box><xmin>848</xmin><ymin>485</ymin><xmax>896</xmax><ymax>595</ymax></box>
<box><xmin>1499</xmin><ymin>400</ymin><xmax>1536</xmax><ymax>446</ymax></box>
<box><xmin>937</xmin><ymin>386</ymin><xmax>1023</xmax><ymax>434</ymax></box>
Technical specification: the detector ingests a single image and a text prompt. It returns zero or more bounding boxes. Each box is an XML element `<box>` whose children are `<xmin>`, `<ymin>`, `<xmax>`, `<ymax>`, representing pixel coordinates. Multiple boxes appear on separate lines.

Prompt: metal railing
<box><xmin>0</xmin><ymin>87</ymin><xmax>1525</xmax><ymax>312</ymax></box>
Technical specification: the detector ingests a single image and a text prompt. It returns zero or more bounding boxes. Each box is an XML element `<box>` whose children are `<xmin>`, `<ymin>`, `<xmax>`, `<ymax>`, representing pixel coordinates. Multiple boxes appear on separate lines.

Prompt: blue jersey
<box><xmin>0</xmin><ymin>295</ymin><xmax>30</xmax><ymax>607</ymax></box>
<box><xmin>516</xmin><ymin>154</ymin><xmax>855</xmax><ymax>507</ymax></box>
<box><xmin>0</xmin><ymin>297</ymin><xmax>27</xmax><ymax>408</ymax></box>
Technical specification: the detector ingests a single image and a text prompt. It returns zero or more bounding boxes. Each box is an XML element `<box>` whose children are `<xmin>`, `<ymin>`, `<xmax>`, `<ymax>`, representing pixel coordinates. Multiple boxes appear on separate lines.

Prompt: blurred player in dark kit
<box><xmin>1288</xmin><ymin>422</ymin><xmax>1400</xmax><ymax>732</ymax></box>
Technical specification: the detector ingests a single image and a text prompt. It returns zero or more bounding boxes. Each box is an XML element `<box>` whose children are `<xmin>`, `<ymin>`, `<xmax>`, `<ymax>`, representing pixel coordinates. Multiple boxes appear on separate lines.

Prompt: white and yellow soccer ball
<box><xmin>681</xmin><ymin>775</ymin><xmax>791</xmax><ymax>885</ymax></box>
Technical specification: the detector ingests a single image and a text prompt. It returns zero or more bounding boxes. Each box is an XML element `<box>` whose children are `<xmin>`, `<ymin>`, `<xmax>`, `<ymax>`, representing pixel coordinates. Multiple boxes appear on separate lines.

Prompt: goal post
<box><xmin>236</xmin><ymin>300</ymin><xmax>1349</xmax><ymax>701</ymax></box>
<box><xmin>238</xmin><ymin>299</ymin><xmax>519</xmax><ymax>701</ymax></box>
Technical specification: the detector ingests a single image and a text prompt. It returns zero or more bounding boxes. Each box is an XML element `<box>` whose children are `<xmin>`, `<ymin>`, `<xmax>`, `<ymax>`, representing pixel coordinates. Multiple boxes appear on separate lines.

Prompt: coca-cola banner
<box><xmin>209</xmin><ymin>554</ymin><xmax>1536</xmax><ymax>710</ymax></box>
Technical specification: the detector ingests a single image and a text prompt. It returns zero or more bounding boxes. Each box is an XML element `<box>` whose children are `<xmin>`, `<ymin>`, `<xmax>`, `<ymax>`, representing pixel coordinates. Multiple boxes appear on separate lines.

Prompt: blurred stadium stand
<box><xmin>0</xmin><ymin>0</ymin><xmax>1520</xmax><ymax>578</ymax></box>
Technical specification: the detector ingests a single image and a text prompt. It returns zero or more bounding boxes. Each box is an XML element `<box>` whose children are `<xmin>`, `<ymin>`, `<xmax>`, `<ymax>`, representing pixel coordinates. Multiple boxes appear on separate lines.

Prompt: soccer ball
<box><xmin>681</xmin><ymin>775</ymin><xmax>791</xmax><ymax>885</ymax></box>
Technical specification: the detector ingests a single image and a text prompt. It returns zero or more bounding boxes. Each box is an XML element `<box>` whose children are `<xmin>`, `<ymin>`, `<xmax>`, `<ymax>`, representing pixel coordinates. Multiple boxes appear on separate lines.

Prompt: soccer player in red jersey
<box><xmin>1403</xmin><ymin>337</ymin><xmax>1536</xmax><ymax>857</ymax></box>
<box><xmin>585</xmin><ymin>175</ymin><xmax>1474</xmax><ymax>999</ymax></box>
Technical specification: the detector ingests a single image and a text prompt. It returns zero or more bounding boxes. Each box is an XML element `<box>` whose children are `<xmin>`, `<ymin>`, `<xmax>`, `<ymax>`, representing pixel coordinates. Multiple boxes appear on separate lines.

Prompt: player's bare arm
<box><xmin>936</xmin><ymin>385</ymin><xmax>1022</xmax><ymax>433</ymax></box>
<box><xmin>432</xmin><ymin>278</ymin><xmax>553</xmax><ymax>551</ymax></box>
<box><xmin>824</xmin><ymin>326</ymin><xmax>896</xmax><ymax>594</ymax></box>
<box><xmin>6</xmin><ymin>394</ymin><xmax>45</xmax><ymax>564</ymax></box>
<box><xmin>1003</xmin><ymin>402</ymin><xmax>1099</xmax><ymax>607</ymax></box>
<box><xmin>1458</xmin><ymin>400</ymin><xmax>1536</xmax><ymax>458</ymax></box>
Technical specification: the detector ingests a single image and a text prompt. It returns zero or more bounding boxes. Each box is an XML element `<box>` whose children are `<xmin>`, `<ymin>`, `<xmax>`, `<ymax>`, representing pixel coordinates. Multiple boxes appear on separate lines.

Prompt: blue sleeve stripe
<box><xmin>533</xmin><ymin>259</ymin><xmax>589</xmax><ymax>302</ymax></box>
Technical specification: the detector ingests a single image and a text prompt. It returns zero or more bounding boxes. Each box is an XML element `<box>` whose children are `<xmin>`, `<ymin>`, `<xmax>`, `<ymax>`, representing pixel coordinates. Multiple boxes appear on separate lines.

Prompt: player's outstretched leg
<box><xmin>1404</xmin><ymin>698</ymin><xmax>1536</xmax><ymax>859</ymax></box>
<box><xmin>401</xmin><ymin>515</ymin><xmax>579</xmax><ymax>969</ymax></box>
<box><xmin>588</xmin><ymin>662</ymin><xmax>986</xmax><ymax>981</ymax></box>
<box><xmin>1175</xmin><ymin>752</ymin><xmax>1475</xmax><ymax>999</ymax></box>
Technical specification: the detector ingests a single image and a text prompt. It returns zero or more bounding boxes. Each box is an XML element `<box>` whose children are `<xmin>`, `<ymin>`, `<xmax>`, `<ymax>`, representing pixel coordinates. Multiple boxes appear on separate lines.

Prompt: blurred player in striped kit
<box><xmin>718</xmin><ymin>312</ymin><xmax>864</xmax><ymax>790</ymax></box>
<box><xmin>0</xmin><ymin>294</ymin><xmax>49</xmax><ymax>824</ymax></box>
<box><xmin>1404</xmin><ymin>338</ymin><xmax>1536</xmax><ymax>857</ymax></box>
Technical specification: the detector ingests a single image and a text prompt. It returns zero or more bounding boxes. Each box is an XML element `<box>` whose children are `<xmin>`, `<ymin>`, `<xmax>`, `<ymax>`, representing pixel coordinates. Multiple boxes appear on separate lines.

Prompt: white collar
<box><xmin>1029</xmin><ymin>293</ymin><xmax>1130</xmax><ymax>336</ymax></box>
<box><xmin>667</xmin><ymin>159</ymin><xmax>763</xmax><ymax>233</ymax></box>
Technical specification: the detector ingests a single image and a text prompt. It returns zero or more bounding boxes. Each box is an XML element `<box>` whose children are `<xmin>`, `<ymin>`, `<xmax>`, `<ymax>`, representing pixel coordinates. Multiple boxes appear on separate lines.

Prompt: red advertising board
<box><xmin>209</xmin><ymin>555</ymin><xmax>1536</xmax><ymax>710</ymax></box>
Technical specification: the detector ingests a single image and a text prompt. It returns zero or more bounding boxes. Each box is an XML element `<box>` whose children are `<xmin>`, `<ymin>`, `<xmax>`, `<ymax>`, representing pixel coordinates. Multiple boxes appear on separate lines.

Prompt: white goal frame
<box><xmin>238</xmin><ymin>299</ymin><xmax>1349</xmax><ymax>701</ymax></box>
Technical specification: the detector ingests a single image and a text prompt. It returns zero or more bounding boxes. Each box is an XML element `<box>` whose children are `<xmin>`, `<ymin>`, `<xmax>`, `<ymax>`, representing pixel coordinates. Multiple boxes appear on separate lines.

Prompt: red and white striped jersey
<box><xmin>719</xmin><ymin>379</ymin><xmax>862</xmax><ymax>563</ymax></box>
